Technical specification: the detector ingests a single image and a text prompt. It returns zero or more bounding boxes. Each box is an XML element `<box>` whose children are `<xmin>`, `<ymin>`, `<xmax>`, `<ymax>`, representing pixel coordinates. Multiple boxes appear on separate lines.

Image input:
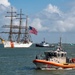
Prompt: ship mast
<box><xmin>24</xmin><ymin>15</ymin><xmax>28</xmax><ymax>42</ymax></box>
<box><xmin>17</xmin><ymin>9</ymin><xmax>25</xmax><ymax>42</ymax></box>
<box><xmin>1</xmin><ymin>7</ymin><xmax>32</xmax><ymax>43</ymax></box>
<box><xmin>24</xmin><ymin>15</ymin><xmax>31</xmax><ymax>43</ymax></box>
<box><xmin>6</xmin><ymin>7</ymin><xmax>16</xmax><ymax>41</ymax></box>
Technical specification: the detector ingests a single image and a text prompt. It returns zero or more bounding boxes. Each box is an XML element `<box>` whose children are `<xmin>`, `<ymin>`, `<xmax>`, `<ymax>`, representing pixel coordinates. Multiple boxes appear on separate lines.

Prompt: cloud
<box><xmin>30</xmin><ymin>18</ymin><xmax>48</xmax><ymax>31</ymax></box>
<box><xmin>44</xmin><ymin>4</ymin><xmax>61</xmax><ymax>14</ymax></box>
<box><xmin>0</xmin><ymin>0</ymin><xmax>10</xmax><ymax>7</ymax></box>
<box><xmin>0</xmin><ymin>1</ymin><xmax>75</xmax><ymax>33</ymax></box>
<box><xmin>30</xmin><ymin>3</ymin><xmax>75</xmax><ymax>32</ymax></box>
<box><xmin>0</xmin><ymin>0</ymin><xmax>11</xmax><ymax>39</ymax></box>
<box><xmin>0</xmin><ymin>0</ymin><xmax>11</xmax><ymax>25</ymax></box>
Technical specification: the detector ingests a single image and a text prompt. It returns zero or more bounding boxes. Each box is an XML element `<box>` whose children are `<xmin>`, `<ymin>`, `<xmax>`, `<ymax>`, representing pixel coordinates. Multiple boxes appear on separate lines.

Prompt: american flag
<box><xmin>29</xmin><ymin>26</ymin><xmax>38</xmax><ymax>35</ymax></box>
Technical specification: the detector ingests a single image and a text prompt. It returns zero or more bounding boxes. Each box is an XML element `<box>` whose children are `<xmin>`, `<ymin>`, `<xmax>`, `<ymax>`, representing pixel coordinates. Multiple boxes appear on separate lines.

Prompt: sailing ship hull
<box><xmin>3</xmin><ymin>41</ymin><xmax>32</xmax><ymax>48</ymax></box>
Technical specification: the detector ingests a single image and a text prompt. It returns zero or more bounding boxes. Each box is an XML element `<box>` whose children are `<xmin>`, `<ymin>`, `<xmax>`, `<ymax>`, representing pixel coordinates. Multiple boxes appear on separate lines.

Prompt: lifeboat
<box><xmin>33</xmin><ymin>46</ymin><xmax>75</xmax><ymax>70</ymax></box>
<box><xmin>33</xmin><ymin>37</ymin><xmax>75</xmax><ymax>70</ymax></box>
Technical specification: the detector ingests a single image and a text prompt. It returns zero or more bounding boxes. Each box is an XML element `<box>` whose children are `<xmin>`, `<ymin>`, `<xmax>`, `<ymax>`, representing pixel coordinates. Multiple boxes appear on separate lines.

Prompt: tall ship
<box><xmin>0</xmin><ymin>7</ymin><xmax>33</xmax><ymax>48</ymax></box>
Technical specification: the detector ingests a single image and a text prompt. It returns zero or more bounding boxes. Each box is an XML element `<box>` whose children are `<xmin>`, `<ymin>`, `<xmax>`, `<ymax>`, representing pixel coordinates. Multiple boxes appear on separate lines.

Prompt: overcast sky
<box><xmin>0</xmin><ymin>0</ymin><xmax>75</xmax><ymax>43</ymax></box>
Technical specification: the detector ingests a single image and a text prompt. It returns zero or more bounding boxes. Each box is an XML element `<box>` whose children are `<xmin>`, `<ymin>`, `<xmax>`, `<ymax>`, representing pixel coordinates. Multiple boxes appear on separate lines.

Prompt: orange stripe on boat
<box><xmin>33</xmin><ymin>59</ymin><xmax>75</xmax><ymax>68</ymax></box>
<box><xmin>10</xmin><ymin>42</ymin><xmax>14</xmax><ymax>48</ymax></box>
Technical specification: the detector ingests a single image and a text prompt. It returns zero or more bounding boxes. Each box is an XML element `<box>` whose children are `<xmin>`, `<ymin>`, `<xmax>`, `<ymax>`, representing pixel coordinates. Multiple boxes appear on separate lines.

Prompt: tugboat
<box><xmin>35</xmin><ymin>38</ymin><xmax>55</xmax><ymax>48</ymax></box>
<box><xmin>33</xmin><ymin>37</ymin><xmax>75</xmax><ymax>70</ymax></box>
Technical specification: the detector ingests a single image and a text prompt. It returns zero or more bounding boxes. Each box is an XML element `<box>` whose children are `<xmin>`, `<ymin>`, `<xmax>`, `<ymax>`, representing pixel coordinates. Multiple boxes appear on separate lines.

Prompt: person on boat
<box><xmin>36</xmin><ymin>55</ymin><xmax>38</xmax><ymax>59</ymax></box>
<box><xmin>56</xmin><ymin>46</ymin><xmax>63</xmax><ymax>51</ymax></box>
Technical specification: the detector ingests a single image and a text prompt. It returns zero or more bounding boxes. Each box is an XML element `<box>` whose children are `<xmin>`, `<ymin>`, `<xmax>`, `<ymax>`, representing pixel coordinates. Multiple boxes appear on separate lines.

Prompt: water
<box><xmin>0</xmin><ymin>44</ymin><xmax>75</xmax><ymax>75</ymax></box>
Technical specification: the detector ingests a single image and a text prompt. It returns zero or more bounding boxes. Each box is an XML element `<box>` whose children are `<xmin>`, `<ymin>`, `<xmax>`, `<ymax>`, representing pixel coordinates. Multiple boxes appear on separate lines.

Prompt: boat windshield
<box><xmin>44</xmin><ymin>51</ymin><xmax>57</xmax><ymax>58</ymax></box>
<box><xmin>44</xmin><ymin>51</ymin><xmax>66</xmax><ymax>58</ymax></box>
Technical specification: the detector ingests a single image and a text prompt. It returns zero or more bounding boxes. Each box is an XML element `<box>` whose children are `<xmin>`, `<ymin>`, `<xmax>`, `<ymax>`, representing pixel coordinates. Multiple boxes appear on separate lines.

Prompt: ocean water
<box><xmin>0</xmin><ymin>44</ymin><xmax>75</xmax><ymax>75</ymax></box>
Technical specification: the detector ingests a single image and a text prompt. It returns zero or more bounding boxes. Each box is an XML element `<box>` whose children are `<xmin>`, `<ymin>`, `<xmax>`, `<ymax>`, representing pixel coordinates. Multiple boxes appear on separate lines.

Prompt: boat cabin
<box><xmin>40</xmin><ymin>41</ymin><xmax>49</xmax><ymax>46</ymax></box>
<box><xmin>44</xmin><ymin>49</ymin><xmax>67</xmax><ymax>64</ymax></box>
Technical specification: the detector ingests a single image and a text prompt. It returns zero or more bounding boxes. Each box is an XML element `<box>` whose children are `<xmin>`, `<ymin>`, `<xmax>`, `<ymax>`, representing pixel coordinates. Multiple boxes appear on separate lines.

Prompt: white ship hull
<box><xmin>3</xmin><ymin>41</ymin><xmax>32</xmax><ymax>48</ymax></box>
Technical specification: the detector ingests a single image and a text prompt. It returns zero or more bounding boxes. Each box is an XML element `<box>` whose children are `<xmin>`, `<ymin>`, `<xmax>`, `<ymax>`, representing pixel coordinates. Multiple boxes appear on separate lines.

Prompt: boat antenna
<box><xmin>57</xmin><ymin>37</ymin><xmax>62</xmax><ymax>51</ymax></box>
<box><xmin>59</xmin><ymin>37</ymin><xmax>62</xmax><ymax>48</ymax></box>
<box><xmin>59</xmin><ymin>37</ymin><xmax>63</xmax><ymax>50</ymax></box>
<box><xmin>44</xmin><ymin>38</ymin><xmax>45</xmax><ymax>42</ymax></box>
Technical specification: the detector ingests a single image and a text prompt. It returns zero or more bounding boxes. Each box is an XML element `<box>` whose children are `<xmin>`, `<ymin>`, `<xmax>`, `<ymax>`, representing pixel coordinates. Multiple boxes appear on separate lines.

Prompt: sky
<box><xmin>0</xmin><ymin>0</ymin><xmax>75</xmax><ymax>43</ymax></box>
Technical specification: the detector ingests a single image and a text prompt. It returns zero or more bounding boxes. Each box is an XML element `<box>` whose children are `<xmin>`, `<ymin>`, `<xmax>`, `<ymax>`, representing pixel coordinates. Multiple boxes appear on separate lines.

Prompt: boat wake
<box><xmin>40</xmin><ymin>67</ymin><xmax>73</xmax><ymax>70</ymax></box>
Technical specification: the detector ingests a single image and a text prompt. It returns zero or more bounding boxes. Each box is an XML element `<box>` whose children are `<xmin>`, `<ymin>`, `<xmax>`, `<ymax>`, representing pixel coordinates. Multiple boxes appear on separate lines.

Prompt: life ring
<box><xmin>72</xmin><ymin>58</ymin><xmax>75</xmax><ymax>63</ymax></box>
